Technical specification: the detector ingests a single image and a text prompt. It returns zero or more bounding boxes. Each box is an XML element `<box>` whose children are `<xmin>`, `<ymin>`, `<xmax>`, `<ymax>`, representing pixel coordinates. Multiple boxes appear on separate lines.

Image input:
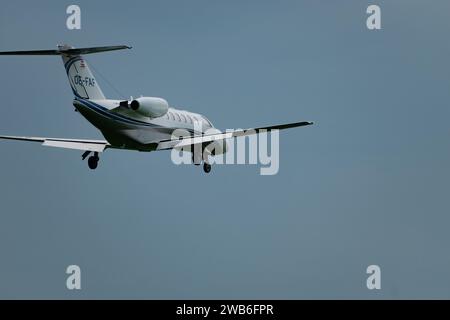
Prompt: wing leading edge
<box><xmin>155</xmin><ymin>121</ymin><xmax>313</xmax><ymax>151</ymax></box>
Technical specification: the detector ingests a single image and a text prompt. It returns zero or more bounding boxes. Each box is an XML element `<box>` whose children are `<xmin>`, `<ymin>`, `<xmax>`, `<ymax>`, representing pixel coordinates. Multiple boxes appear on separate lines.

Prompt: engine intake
<box><xmin>130</xmin><ymin>97</ymin><xmax>169</xmax><ymax>118</ymax></box>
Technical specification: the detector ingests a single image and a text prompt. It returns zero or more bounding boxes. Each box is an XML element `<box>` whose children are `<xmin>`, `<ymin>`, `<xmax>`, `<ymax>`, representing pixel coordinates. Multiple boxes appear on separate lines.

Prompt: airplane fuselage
<box><xmin>73</xmin><ymin>97</ymin><xmax>214</xmax><ymax>152</ymax></box>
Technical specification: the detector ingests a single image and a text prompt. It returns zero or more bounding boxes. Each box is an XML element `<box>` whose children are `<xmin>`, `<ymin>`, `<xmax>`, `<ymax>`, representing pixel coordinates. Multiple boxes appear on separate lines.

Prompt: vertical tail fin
<box><xmin>0</xmin><ymin>44</ymin><xmax>131</xmax><ymax>100</ymax></box>
<box><xmin>59</xmin><ymin>45</ymin><xmax>105</xmax><ymax>100</ymax></box>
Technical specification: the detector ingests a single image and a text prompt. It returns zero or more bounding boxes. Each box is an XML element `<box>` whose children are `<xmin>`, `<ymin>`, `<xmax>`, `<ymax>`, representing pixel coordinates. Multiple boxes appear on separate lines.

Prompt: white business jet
<box><xmin>0</xmin><ymin>45</ymin><xmax>312</xmax><ymax>173</ymax></box>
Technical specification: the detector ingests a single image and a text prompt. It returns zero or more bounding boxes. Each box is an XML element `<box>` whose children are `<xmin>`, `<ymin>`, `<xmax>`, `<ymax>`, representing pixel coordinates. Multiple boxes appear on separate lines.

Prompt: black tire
<box><xmin>203</xmin><ymin>163</ymin><xmax>211</xmax><ymax>173</ymax></box>
<box><xmin>88</xmin><ymin>156</ymin><xmax>99</xmax><ymax>170</ymax></box>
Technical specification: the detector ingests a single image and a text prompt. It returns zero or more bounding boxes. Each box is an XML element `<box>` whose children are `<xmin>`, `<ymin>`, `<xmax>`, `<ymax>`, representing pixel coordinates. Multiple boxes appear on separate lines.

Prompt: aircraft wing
<box><xmin>0</xmin><ymin>121</ymin><xmax>312</xmax><ymax>152</ymax></box>
<box><xmin>155</xmin><ymin>121</ymin><xmax>313</xmax><ymax>151</ymax></box>
<box><xmin>0</xmin><ymin>135</ymin><xmax>109</xmax><ymax>152</ymax></box>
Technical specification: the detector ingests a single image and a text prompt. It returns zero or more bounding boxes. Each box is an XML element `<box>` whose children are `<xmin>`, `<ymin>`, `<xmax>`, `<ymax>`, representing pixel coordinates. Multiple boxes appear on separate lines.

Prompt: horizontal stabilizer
<box><xmin>0</xmin><ymin>45</ymin><xmax>131</xmax><ymax>56</ymax></box>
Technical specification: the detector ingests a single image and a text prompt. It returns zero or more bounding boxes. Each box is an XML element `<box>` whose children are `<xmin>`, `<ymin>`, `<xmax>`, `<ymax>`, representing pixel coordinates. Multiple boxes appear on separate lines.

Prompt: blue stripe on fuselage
<box><xmin>75</xmin><ymin>98</ymin><xmax>196</xmax><ymax>136</ymax></box>
<box><xmin>75</xmin><ymin>98</ymin><xmax>162</xmax><ymax>127</ymax></box>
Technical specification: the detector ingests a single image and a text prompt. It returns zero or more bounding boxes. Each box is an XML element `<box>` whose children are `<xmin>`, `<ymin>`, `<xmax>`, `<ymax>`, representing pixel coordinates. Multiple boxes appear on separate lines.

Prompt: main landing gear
<box><xmin>203</xmin><ymin>163</ymin><xmax>211</xmax><ymax>173</ymax></box>
<box><xmin>192</xmin><ymin>152</ymin><xmax>212</xmax><ymax>174</ymax></box>
<box><xmin>82</xmin><ymin>151</ymin><xmax>211</xmax><ymax>172</ymax></box>
<box><xmin>82</xmin><ymin>151</ymin><xmax>100</xmax><ymax>170</ymax></box>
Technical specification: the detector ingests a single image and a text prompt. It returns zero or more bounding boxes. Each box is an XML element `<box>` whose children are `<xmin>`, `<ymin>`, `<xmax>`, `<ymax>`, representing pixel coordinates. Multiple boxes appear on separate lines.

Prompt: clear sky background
<box><xmin>0</xmin><ymin>0</ymin><xmax>449</xmax><ymax>299</ymax></box>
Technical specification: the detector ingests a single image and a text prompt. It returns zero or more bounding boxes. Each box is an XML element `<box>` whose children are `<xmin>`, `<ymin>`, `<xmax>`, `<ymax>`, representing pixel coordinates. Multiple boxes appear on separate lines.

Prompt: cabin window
<box><xmin>174</xmin><ymin>112</ymin><xmax>181</xmax><ymax>122</ymax></box>
<box><xmin>180</xmin><ymin>113</ymin><xmax>187</xmax><ymax>123</ymax></box>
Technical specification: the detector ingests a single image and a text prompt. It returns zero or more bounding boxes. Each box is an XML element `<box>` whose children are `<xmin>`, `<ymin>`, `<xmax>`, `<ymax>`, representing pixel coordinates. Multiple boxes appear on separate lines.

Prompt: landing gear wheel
<box><xmin>203</xmin><ymin>163</ymin><xmax>211</xmax><ymax>173</ymax></box>
<box><xmin>88</xmin><ymin>156</ymin><xmax>99</xmax><ymax>170</ymax></box>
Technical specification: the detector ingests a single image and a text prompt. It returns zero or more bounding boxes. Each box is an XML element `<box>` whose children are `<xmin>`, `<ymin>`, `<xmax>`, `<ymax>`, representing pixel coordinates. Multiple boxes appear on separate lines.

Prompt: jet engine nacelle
<box><xmin>130</xmin><ymin>97</ymin><xmax>169</xmax><ymax>118</ymax></box>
